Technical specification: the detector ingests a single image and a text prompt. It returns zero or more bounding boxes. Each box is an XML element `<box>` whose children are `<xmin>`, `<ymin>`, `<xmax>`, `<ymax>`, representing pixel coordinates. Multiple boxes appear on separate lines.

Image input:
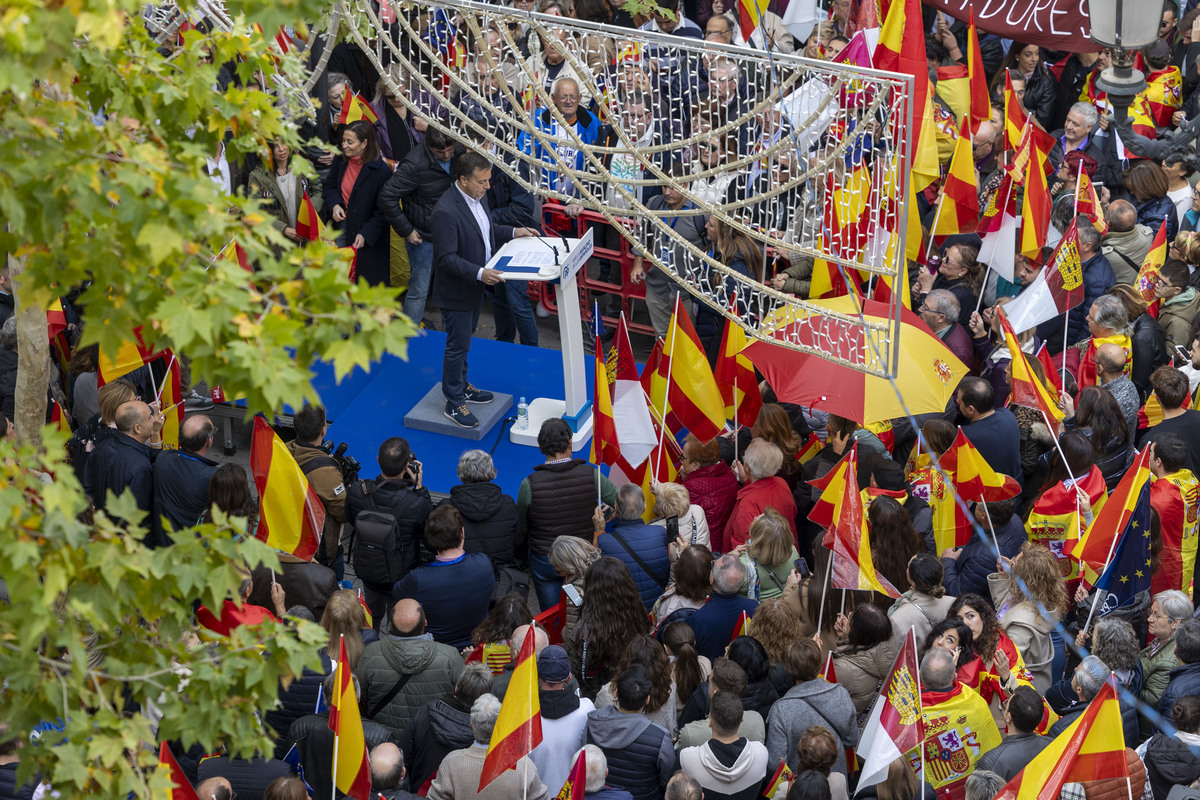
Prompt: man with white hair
<box><xmin>687</xmin><ymin>554</ymin><xmax>759</xmax><ymax>660</ymax></box>
<box><xmin>723</xmin><ymin>439</ymin><xmax>796</xmax><ymax>550</ymax></box>
<box><xmin>574</xmin><ymin>744</ymin><xmax>633</xmax><ymax>799</ymax></box>
<box><xmin>1047</xmin><ymin>655</ymin><xmax>1114</xmax><ymax>737</ymax></box>
<box><xmin>427</xmin><ymin>694</ymin><xmax>549</xmax><ymax>800</ymax></box>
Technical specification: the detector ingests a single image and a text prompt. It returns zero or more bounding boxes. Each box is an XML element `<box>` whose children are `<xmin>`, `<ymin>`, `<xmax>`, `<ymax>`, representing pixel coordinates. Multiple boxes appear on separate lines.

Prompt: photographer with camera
<box><xmin>346</xmin><ymin>436</ymin><xmax>433</xmax><ymax>629</ymax></box>
<box><xmin>288</xmin><ymin>404</ymin><xmax>350</xmax><ymax>580</ymax></box>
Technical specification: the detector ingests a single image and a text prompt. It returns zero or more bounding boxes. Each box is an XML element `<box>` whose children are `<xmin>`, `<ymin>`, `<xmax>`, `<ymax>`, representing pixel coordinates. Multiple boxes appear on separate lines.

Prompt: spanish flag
<box><xmin>1138</xmin><ymin>388</ymin><xmax>1190</xmax><ymax>430</ymax></box>
<box><xmin>874</xmin><ymin>0</ymin><xmax>939</xmax><ymax>191</ymax></box>
<box><xmin>737</xmin><ymin>0</ymin><xmax>769</xmax><ymax>41</ymax></box>
<box><xmin>808</xmin><ymin>444</ymin><xmax>900</xmax><ymax>597</ymax></box>
<box><xmin>993</xmin><ymin>681</ymin><xmax>1128</xmax><ymax>800</ymax></box>
<box><xmin>1020</xmin><ymin>146</ymin><xmax>1052</xmax><ymax>259</ymax></box>
<box><xmin>1000</xmin><ymin>311</ymin><xmax>1064</xmax><ymax>431</ymax></box>
<box><xmin>965</xmin><ymin>10</ymin><xmax>990</xmax><ymax>132</ymax></box>
<box><xmin>1027</xmin><ymin>465</ymin><xmax>1108</xmax><ymax>582</ymax></box>
<box><xmin>329</xmin><ymin>635</ymin><xmax>372</xmax><ymax>800</ymax></box>
<box><xmin>764</xmin><ymin>760</ymin><xmax>793</xmax><ymax>799</ymax></box>
<box><xmin>1003</xmin><ymin>71</ymin><xmax>1026</xmax><ymax>152</ymax></box>
<box><xmin>296</xmin><ymin>190</ymin><xmax>323</xmax><ymax>242</ymax></box>
<box><xmin>158</xmin><ymin>352</ymin><xmax>184</xmax><ymax>451</ymax></box>
<box><xmin>1075</xmin><ymin>170</ymin><xmax>1108</xmax><ymax>235</ymax></box>
<box><xmin>1144</xmin><ymin>65</ymin><xmax>1183</xmax><ymax>128</ymax></box>
<box><xmin>249</xmin><ymin>416</ymin><xmax>324</xmax><ymax>561</ymax></box>
<box><xmin>46</xmin><ymin>298</ymin><xmax>67</xmax><ymax>341</ymax></box>
<box><xmin>715</xmin><ymin>310</ymin><xmax>762</xmax><ymax>429</ymax></box>
<box><xmin>357</xmin><ymin>589</ymin><xmax>373</xmax><ymax>630</ymax></box>
<box><xmin>158</xmin><ymin>742</ymin><xmax>201</xmax><ymax>800</ymax></box>
<box><xmin>820</xmin><ymin>651</ymin><xmax>838</xmax><ymax>684</ymax></box>
<box><xmin>337</xmin><ymin>92</ymin><xmax>379</xmax><ymax>126</ymax></box>
<box><xmin>916</xmin><ymin>463</ymin><xmax>971</xmax><ymax>555</ymax></box>
<box><xmin>219</xmin><ymin>239</ymin><xmax>252</xmax><ymax>272</ymax></box>
<box><xmin>1136</xmin><ymin>221</ymin><xmax>1169</xmax><ymax>303</ymax></box>
<box><xmin>556</xmin><ymin>749</ymin><xmax>587</xmax><ymax>800</ymax></box>
<box><xmin>731</xmin><ymin>610</ymin><xmax>751</xmax><ymax>641</ymax></box>
<box><xmin>591</xmin><ymin>335</ymin><xmax>621</xmax><ymax>466</ymax></box>
<box><xmin>940</xmin><ymin>427</ymin><xmax>1021</xmax><ymax>503</ymax></box>
<box><xmin>479</xmin><ymin>624</ymin><xmax>543</xmax><ymax>790</ymax></box>
<box><xmin>659</xmin><ymin>296</ymin><xmax>727</xmax><ymax>443</ymax></box>
<box><xmin>97</xmin><ymin>327</ymin><xmax>164</xmax><ymax>386</ymax></box>
<box><xmin>797</xmin><ymin>432</ymin><xmax>822</xmax><ymax>465</ymax></box>
<box><xmin>1067</xmin><ymin>448</ymin><xmax>1153</xmax><ymax>588</ymax></box>
<box><xmin>931</xmin><ymin>123</ymin><xmax>979</xmax><ymax>239</ymax></box>
<box><xmin>1151</xmin><ymin>466</ymin><xmax>1200</xmax><ymax>596</ymax></box>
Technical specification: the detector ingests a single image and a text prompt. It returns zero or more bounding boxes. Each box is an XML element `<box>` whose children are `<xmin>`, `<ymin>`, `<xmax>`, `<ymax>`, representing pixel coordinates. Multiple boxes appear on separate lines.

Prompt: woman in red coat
<box><xmin>680</xmin><ymin>434</ymin><xmax>739</xmax><ymax>551</ymax></box>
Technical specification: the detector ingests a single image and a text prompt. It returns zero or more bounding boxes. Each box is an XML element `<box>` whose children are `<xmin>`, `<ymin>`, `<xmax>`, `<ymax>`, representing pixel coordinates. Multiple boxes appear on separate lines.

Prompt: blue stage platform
<box><xmin>308</xmin><ymin>330</ymin><xmax>597</xmax><ymax>497</ymax></box>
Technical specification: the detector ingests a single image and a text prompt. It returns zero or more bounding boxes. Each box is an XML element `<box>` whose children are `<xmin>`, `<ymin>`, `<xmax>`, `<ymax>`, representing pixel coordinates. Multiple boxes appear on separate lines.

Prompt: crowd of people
<box><xmin>14</xmin><ymin>0</ymin><xmax>1200</xmax><ymax>799</ymax></box>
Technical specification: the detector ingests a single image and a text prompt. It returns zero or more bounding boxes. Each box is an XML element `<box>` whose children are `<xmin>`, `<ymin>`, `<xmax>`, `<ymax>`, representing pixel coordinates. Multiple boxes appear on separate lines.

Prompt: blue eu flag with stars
<box><xmin>1094</xmin><ymin>482</ymin><xmax>1154</xmax><ymax>614</ymax></box>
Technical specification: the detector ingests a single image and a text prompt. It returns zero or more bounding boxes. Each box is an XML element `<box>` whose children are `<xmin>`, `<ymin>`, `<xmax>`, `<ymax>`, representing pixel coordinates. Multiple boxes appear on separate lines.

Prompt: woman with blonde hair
<box><xmin>737</xmin><ymin>507</ymin><xmax>800</xmax><ymax>600</ymax></box>
<box><xmin>752</xmin><ymin>598</ymin><xmax>805</xmax><ymax>695</ymax></box>
<box><xmin>321</xmin><ymin>588</ymin><xmax>371</xmax><ymax>671</ymax></box>
<box><xmin>988</xmin><ymin>543</ymin><xmax>1069</xmax><ymax>691</ymax></box>
<box><xmin>752</xmin><ymin>403</ymin><xmax>803</xmax><ymax>485</ymax></box>
<box><xmin>651</xmin><ymin>481</ymin><xmax>711</xmax><ymax>563</ymax></box>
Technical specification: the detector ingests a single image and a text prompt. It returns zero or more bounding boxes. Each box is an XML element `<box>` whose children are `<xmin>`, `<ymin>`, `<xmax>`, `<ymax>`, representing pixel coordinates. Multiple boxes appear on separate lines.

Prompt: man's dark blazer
<box><xmin>430</xmin><ymin>185</ymin><xmax>515</xmax><ymax>312</ymax></box>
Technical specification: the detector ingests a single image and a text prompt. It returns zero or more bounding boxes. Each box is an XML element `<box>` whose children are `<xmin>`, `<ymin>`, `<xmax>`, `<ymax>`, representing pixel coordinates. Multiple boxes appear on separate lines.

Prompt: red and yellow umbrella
<box><xmin>743</xmin><ymin>296</ymin><xmax>969</xmax><ymax>424</ymax></box>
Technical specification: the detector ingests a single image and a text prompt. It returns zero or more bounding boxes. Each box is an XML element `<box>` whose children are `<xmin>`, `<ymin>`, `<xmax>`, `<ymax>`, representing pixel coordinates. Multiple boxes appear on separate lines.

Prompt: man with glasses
<box><xmin>1155</xmin><ymin>261</ymin><xmax>1200</xmax><ymax>360</ymax></box>
<box><xmin>518</xmin><ymin>76</ymin><xmax>603</xmax><ymax>209</ymax></box>
<box><xmin>379</xmin><ymin>128</ymin><xmax>464</xmax><ymax>327</ymax></box>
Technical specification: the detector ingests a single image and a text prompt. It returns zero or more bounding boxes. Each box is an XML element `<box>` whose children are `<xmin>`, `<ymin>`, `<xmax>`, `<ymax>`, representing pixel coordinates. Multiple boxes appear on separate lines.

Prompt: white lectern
<box><xmin>486</xmin><ymin>228</ymin><xmax>595</xmax><ymax>450</ymax></box>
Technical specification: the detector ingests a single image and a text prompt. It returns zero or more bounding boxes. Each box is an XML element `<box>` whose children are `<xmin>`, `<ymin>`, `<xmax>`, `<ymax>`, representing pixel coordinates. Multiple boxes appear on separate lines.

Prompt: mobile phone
<box><xmin>793</xmin><ymin>558</ymin><xmax>811</xmax><ymax>578</ymax></box>
<box><xmin>1175</xmin><ymin>344</ymin><xmax>1190</xmax><ymax>362</ymax></box>
<box><xmin>563</xmin><ymin>583</ymin><xmax>583</xmax><ymax>606</ymax></box>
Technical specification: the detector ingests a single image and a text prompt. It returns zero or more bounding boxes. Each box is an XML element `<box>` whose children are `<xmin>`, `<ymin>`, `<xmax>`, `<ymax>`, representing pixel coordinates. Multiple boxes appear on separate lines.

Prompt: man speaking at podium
<box><xmin>432</xmin><ymin>150</ymin><xmax>538</xmax><ymax>429</ymax></box>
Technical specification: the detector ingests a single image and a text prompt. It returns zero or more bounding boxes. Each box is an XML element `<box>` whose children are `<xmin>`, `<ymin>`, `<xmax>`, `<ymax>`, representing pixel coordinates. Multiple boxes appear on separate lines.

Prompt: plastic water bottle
<box><xmin>517</xmin><ymin>397</ymin><xmax>529</xmax><ymax>430</ymax></box>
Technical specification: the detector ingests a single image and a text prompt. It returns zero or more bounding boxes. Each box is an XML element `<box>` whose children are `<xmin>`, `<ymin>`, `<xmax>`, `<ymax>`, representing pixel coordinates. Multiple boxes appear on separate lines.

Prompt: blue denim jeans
<box><xmin>441</xmin><ymin>305</ymin><xmax>480</xmax><ymax>406</ymax></box>
<box><xmin>529</xmin><ymin>549</ymin><xmax>562</xmax><ymax>612</ymax></box>
<box><xmin>402</xmin><ymin>239</ymin><xmax>433</xmax><ymax>323</ymax></box>
<box><xmin>492</xmin><ymin>280</ymin><xmax>539</xmax><ymax>345</ymax></box>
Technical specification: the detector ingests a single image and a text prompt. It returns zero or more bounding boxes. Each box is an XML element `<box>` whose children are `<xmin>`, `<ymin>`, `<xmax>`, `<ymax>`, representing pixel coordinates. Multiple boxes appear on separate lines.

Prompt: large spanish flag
<box><xmin>1020</xmin><ymin>148</ymin><xmax>1051</xmax><ymax>259</ymax></box>
<box><xmin>931</xmin><ymin>124</ymin><xmax>979</xmax><ymax>239</ymax></box>
<box><xmin>479</xmin><ymin>624</ymin><xmax>542</xmax><ymax>790</ymax></box>
<box><xmin>98</xmin><ymin>327</ymin><xmax>164</xmax><ymax>386</ymax></box>
<box><xmin>993</xmin><ymin>681</ymin><xmax>1128</xmax><ymax>800</ymax></box>
<box><xmin>1136</xmin><ymin>221</ymin><xmax>1169</xmax><ymax>303</ymax></box>
<box><xmin>158</xmin><ymin>742</ymin><xmax>201</xmax><ymax>800</ymax></box>
<box><xmin>1026</xmin><ymin>465</ymin><xmax>1108</xmax><ymax>582</ymax></box>
<box><xmin>965</xmin><ymin>10</ymin><xmax>990</xmax><ymax>132</ymax></box>
<box><xmin>714</xmin><ymin>310</ymin><xmax>762</xmax><ymax>429</ymax></box>
<box><xmin>808</xmin><ymin>444</ymin><xmax>900</xmax><ymax>597</ymax></box>
<box><xmin>1067</xmin><ymin>448</ymin><xmax>1153</xmax><ymax>588</ymax></box>
<box><xmin>659</xmin><ymin>296</ymin><xmax>727</xmax><ymax>443</ymax></box>
<box><xmin>249</xmin><ymin>416</ymin><xmax>324</xmax><ymax>561</ymax></box>
<box><xmin>1000</xmin><ymin>311</ymin><xmax>1064</xmax><ymax>431</ymax></box>
<box><xmin>874</xmin><ymin>0</ymin><xmax>938</xmax><ymax>191</ymax></box>
<box><xmin>940</xmin><ymin>427</ymin><xmax>1021</xmax><ymax>503</ymax></box>
<box><xmin>329</xmin><ymin>636</ymin><xmax>371</xmax><ymax>800</ymax></box>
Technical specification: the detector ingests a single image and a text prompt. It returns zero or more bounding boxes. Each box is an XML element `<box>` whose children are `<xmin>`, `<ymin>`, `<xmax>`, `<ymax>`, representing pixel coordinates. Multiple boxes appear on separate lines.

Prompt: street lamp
<box><xmin>1089</xmin><ymin>0</ymin><xmax>1164</xmax><ymax>102</ymax></box>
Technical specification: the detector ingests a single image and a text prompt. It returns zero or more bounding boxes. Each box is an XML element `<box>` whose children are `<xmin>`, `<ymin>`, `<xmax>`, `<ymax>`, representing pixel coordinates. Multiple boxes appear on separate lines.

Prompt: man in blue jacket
<box><xmin>598</xmin><ymin>484</ymin><xmax>671</xmax><ymax>610</ymax></box>
<box><xmin>689</xmin><ymin>555</ymin><xmax>759</xmax><ymax>661</ymax></box>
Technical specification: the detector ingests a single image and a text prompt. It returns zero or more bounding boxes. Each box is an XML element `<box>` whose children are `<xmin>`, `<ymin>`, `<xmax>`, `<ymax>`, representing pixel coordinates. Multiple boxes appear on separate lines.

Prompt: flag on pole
<box><xmin>250</xmin><ymin>416</ymin><xmax>325</xmax><ymax>561</ymax></box>
<box><xmin>1036</xmin><ymin>343</ymin><xmax>1063</xmax><ymax>393</ymax></box>
<box><xmin>820</xmin><ymin>651</ymin><xmax>838</xmax><ymax>684</ymax></box>
<box><xmin>46</xmin><ymin>298</ymin><xmax>67</xmax><ymax>341</ymax></box>
<box><xmin>939</xmin><ymin>427</ymin><xmax>1022</xmax><ymax>502</ymax></box>
<box><xmin>856</xmin><ymin>628</ymin><xmax>922</xmax><ymax>793</ymax></box>
<box><xmin>977</xmin><ymin>178</ymin><xmax>1018</xmax><ymax>283</ymax></box>
<box><xmin>219</xmin><ymin>239</ymin><xmax>252</xmax><ymax>272</ymax></box>
<box><xmin>479</xmin><ymin>622</ymin><xmax>543</xmax><ymax>790</ymax></box>
<box><xmin>608</xmin><ymin>313</ymin><xmax>657</xmax><ymax>471</ymax></box>
<box><xmin>556</xmin><ymin>749</ymin><xmax>587</xmax><ymax>800</ymax></box>
<box><xmin>659</xmin><ymin>298</ymin><xmax>727</xmax><ymax>442</ymax></box>
<box><xmin>797</xmin><ymin>432</ymin><xmax>822</xmax><ymax>465</ymax></box>
<box><xmin>591</xmin><ymin>335</ymin><xmax>621</xmax><ymax>466</ymax></box>
<box><xmin>808</xmin><ymin>444</ymin><xmax>900</xmax><ymax>597</ymax></box>
<box><xmin>97</xmin><ymin>328</ymin><xmax>164</xmax><ymax>386</ymax></box>
<box><xmin>357</xmin><ymin>589</ymin><xmax>373</xmax><ymax>630</ymax></box>
<box><xmin>731</xmin><ymin>610</ymin><xmax>751</xmax><ymax>641</ymax></box>
<box><xmin>1002</xmin><ymin>70</ymin><xmax>1026</xmax><ymax>153</ymax></box>
<box><xmin>1090</xmin><ymin>480</ymin><xmax>1154</xmax><ymax>611</ymax></box>
<box><xmin>158</xmin><ymin>742</ymin><xmax>202</xmax><ymax>800</ymax></box>
<box><xmin>965</xmin><ymin>10</ymin><xmax>990</xmax><ymax>132</ymax></box>
<box><xmin>296</xmin><ymin>190</ymin><xmax>324</xmax><ymax>242</ymax></box>
<box><xmin>764</xmin><ymin>760</ymin><xmax>794</xmax><ymax>799</ymax></box>
<box><xmin>158</xmin><ymin>352</ymin><xmax>185</xmax><ymax>450</ymax></box>
<box><xmin>330</xmin><ymin>636</ymin><xmax>372</xmax><ymax>800</ymax></box>
<box><xmin>1002</xmin><ymin>219</ymin><xmax>1085</xmax><ymax>334</ymax></box>
<box><xmin>1020</xmin><ymin>148</ymin><xmax>1052</xmax><ymax>258</ymax></box>
<box><xmin>1000</xmin><ymin>312</ymin><xmax>1065</xmax><ymax>431</ymax></box>
<box><xmin>931</xmin><ymin>124</ymin><xmax>979</xmax><ymax>238</ymax></box>
<box><xmin>992</xmin><ymin>681</ymin><xmax>1128</xmax><ymax>800</ymax></box>
<box><xmin>738</xmin><ymin>0</ymin><xmax>770</xmax><ymax>42</ymax></box>
<box><xmin>1136</xmin><ymin>222</ymin><xmax>1169</xmax><ymax>303</ymax></box>
<box><xmin>715</xmin><ymin>310</ymin><xmax>763</xmax><ymax>428</ymax></box>
<box><xmin>1075</xmin><ymin>170</ymin><xmax>1108</xmax><ymax>234</ymax></box>
<box><xmin>337</xmin><ymin>92</ymin><xmax>379</xmax><ymax>126</ymax></box>
<box><xmin>874</xmin><ymin>0</ymin><xmax>939</xmax><ymax>190</ymax></box>
<box><xmin>1067</xmin><ymin>448</ymin><xmax>1153</xmax><ymax>588</ymax></box>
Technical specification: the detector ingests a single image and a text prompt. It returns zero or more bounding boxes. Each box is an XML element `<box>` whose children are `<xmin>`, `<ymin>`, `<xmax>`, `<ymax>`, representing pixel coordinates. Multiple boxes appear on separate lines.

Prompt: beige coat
<box><xmin>887</xmin><ymin>590</ymin><xmax>956</xmax><ymax>652</ymax></box>
<box><xmin>833</xmin><ymin>639</ymin><xmax>898</xmax><ymax>715</ymax></box>
<box><xmin>988</xmin><ymin>573</ymin><xmax>1060</xmax><ymax>693</ymax></box>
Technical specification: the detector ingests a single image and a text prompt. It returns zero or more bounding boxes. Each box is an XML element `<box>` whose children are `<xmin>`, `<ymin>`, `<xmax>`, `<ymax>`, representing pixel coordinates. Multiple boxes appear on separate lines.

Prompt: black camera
<box><xmin>319</xmin><ymin>440</ymin><xmax>361</xmax><ymax>485</ymax></box>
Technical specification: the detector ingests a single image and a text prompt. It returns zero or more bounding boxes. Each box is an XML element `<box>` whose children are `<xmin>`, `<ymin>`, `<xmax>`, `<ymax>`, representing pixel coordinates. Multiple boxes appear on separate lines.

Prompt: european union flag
<box><xmin>282</xmin><ymin>743</ymin><xmax>314</xmax><ymax>794</ymax></box>
<box><xmin>590</xmin><ymin>300</ymin><xmax>605</xmax><ymax>339</ymax></box>
<box><xmin>1095</xmin><ymin>481</ymin><xmax>1154</xmax><ymax>613</ymax></box>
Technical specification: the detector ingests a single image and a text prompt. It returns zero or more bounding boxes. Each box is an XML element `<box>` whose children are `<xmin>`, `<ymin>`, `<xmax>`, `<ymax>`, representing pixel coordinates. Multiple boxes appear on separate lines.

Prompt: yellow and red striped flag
<box><xmin>249</xmin><ymin>416</ymin><xmax>324</xmax><ymax>561</ymax></box>
<box><xmin>296</xmin><ymin>190</ymin><xmax>323</xmax><ymax>242</ymax></box>
<box><xmin>337</xmin><ymin>92</ymin><xmax>379</xmax><ymax>126</ymax></box>
<box><xmin>357</xmin><ymin>589</ymin><xmax>373</xmax><ymax>630</ymax></box>
<box><xmin>797</xmin><ymin>432</ymin><xmax>822</xmax><ymax>465</ymax></box>
<box><xmin>764</xmin><ymin>760</ymin><xmax>794</xmax><ymax>799</ymax></box>
<box><xmin>1066</xmin><ymin>448</ymin><xmax>1153</xmax><ymax>588</ymax></box>
<box><xmin>97</xmin><ymin>327</ymin><xmax>164</xmax><ymax>386</ymax></box>
<box><xmin>556</xmin><ymin>749</ymin><xmax>587</xmax><ymax>800</ymax></box>
<box><xmin>737</xmin><ymin>0</ymin><xmax>769</xmax><ymax>41</ymax></box>
<box><xmin>158</xmin><ymin>742</ymin><xmax>201</xmax><ymax>800</ymax></box>
<box><xmin>940</xmin><ymin>427</ymin><xmax>1021</xmax><ymax>503</ymax></box>
<box><xmin>1000</xmin><ymin>311</ymin><xmax>1064</xmax><ymax>431</ymax></box>
<box><xmin>1136</xmin><ymin>221</ymin><xmax>1169</xmax><ymax>303</ymax></box>
<box><xmin>218</xmin><ymin>239</ymin><xmax>252</xmax><ymax>272</ymax></box>
<box><xmin>714</xmin><ymin>309</ymin><xmax>762</xmax><ymax>428</ymax></box>
<box><xmin>965</xmin><ymin>10</ymin><xmax>990</xmax><ymax>132</ymax></box>
<box><xmin>591</xmin><ymin>335</ymin><xmax>620</xmax><ymax>466</ymax></box>
<box><xmin>819</xmin><ymin>650</ymin><xmax>837</xmax><ymax>684</ymax></box>
<box><xmin>50</xmin><ymin>400</ymin><xmax>69</xmax><ymax>434</ymax></box>
<box><xmin>158</xmin><ymin>352</ymin><xmax>184</xmax><ymax>450</ymax></box>
<box><xmin>993</xmin><ymin>681</ymin><xmax>1128</xmax><ymax>800</ymax></box>
<box><xmin>329</xmin><ymin>635</ymin><xmax>371</xmax><ymax>800</ymax></box>
<box><xmin>932</xmin><ymin>123</ymin><xmax>979</xmax><ymax>239</ymax></box>
<box><xmin>1075</xmin><ymin>170</ymin><xmax>1108</xmax><ymax>234</ymax></box>
<box><xmin>658</xmin><ymin>296</ymin><xmax>727</xmax><ymax>443</ymax></box>
<box><xmin>479</xmin><ymin>623</ymin><xmax>543</xmax><ymax>790</ymax></box>
<box><xmin>808</xmin><ymin>443</ymin><xmax>900</xmax><ymax>597</ymax></box>
<box><xmin>1020</xmin><ymin>147</ymin><xmax>1051</xmax><ymax>258</ymax></box>
<box><xmin>875</xmin><ymin>0</ymin><xmax>939</xmax><ymax>190</ymax></box>
<box><xmin>46</xmin><ymin>298</ymin><xmax>67</xmax><ymax>341</ymax></box>
<box><xmin>731</xmin><ymin>610</ymin><xmax>750</xmax><ymax>641</ymax></box>
<box><xmin>1003</xmin><ymin>70</ymin><xmax>1026</xmax><ymax>152</ymax></box>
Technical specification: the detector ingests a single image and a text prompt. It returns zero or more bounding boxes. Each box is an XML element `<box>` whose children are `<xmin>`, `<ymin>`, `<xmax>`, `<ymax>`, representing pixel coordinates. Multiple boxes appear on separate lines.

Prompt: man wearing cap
<box><xmin>527</xmin><ymin>645</ymin><xmax>595</xmax><ymax>796</ymax></box>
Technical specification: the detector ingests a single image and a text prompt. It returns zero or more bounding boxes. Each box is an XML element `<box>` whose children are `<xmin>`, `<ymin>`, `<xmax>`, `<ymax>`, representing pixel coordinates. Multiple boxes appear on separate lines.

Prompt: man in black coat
<box><xmin>429</xmin><ymin>151</ymin><xmax>537</xmax><ymax>429</ymax></box>
<box><xmin>86</xmin><ymin>400</ymin><xmax>164</xmax><ymax>542</ymax></box>
<box><xmin>152</xmin><ymin>414</ymin><xmax>218</xmax><ymax>539</ymax></box>
<box><xmin>974</xmin><ymin>686</ymin><xmax>1050</xmax><ymax>781</ymax></box>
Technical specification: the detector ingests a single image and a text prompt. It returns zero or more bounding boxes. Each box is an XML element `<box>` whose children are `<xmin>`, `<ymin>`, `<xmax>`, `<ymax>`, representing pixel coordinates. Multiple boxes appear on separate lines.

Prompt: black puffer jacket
<box><xmin>446</xmin><ymin>482</ymin><xmax>522</xmax><ymax>570</ymax></box>
<box><xmin>1022</xmin><ymin>65</ymin><xmax>1057</xmax><ymax>128</ymax></box>
<box><xmin>264</xmin><ymin>648</ymin><xmax>332</xmax><ymax>759</ymax></box>
<box><xmin>1131</xmin><ymin>313</ymin><xmax>1170</xmax><ymax>403</ymax></box>
<box><xmin>0</xmin><ymin>348</ymin><xmax>17</xmax><ymax>423</ymax></box>
<box><xmin>377</xmin><ymin>141</ymin><xmax>463</xmax><ymax>240</ymax></box>
<box><xmin>0</xmin><ymin>763</ymin><xmax>36</xmax><ymax>800</ymax></box>
<box><xmin>585</xmin><ymin>706</ymin><xmax>674</xmax><ymax>800</ymax></box>
<box><xmin>1144</xmin><ymin>733</ymin><xmax>1200</xmax><ymax>800</ymax></box>
<box><xmin>397</xmin><ymin>696</ymin><xmax>475</xmax><ymax>792</ymax></box>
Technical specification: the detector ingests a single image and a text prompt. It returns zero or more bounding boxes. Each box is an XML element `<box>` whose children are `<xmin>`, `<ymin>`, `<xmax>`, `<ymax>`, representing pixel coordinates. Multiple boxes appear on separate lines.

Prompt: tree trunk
<box><xmin>8</xmin><ymin>251</ymin><xmax>50</xmax><ymax>450</ymax></box>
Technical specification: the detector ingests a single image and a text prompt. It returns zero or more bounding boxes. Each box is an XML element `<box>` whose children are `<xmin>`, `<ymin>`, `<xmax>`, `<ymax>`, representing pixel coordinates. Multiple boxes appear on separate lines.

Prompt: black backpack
<box><xmin>351</xmin><ymin>480</ymin><xmax>418</xmax><ymax>591</ymax></box>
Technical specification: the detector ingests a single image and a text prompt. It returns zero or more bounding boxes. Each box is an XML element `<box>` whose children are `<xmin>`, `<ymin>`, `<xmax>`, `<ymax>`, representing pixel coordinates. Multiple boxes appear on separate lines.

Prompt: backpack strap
<box><xmin>368</xmin><ymin>672</ymin><xmax>415</xmax><ymax>719</ymax></box>
<box><xmin>300</xmin><ymin>455</ymin><xmax>338</xmax><ymax>477</ymax></box>
<box><xmin>605</xmin><ymin>527</ymin><xmax>668</xmax><ymax>592</ymax></box>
